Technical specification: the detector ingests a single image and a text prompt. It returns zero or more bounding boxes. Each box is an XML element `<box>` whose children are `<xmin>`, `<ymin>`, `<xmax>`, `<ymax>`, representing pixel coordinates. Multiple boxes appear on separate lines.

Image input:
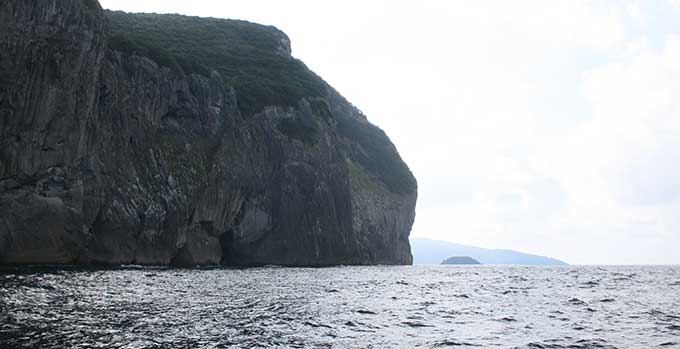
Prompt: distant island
<box><xmin>411</xmin><ymin>238</ymin><xmax>568</xmax><ymax>266</ymax></box>
<box><xmin>441</xmin><ymin>256</ymin><xmax>480</xmax><ymax>265</ymax></box>
<box><xmin>0</xmin><ymin>0</ymin><xmax>416</xmax><ymax>267</ymax></box>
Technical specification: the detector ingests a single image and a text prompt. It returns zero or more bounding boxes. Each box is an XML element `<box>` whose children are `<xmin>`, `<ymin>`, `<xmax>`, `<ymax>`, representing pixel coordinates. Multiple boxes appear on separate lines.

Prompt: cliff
<box><xmin>0</xmin><ymin>0</ymin><xmax>417</xmax><ymax>266</ymax></box>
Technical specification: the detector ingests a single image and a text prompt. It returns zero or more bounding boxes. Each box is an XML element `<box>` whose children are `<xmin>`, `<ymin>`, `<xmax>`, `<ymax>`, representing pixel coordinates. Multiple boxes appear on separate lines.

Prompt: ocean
<box><xmin>1</xmin><ymin>265</ymin><xmax>678</xmax><ymax>348</ymax></box>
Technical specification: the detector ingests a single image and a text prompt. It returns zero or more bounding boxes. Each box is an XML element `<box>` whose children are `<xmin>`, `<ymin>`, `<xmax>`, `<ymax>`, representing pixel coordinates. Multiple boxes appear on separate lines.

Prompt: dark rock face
<box><xmin>441</xmin><ymin>257</ymin><xmax>480</xmax><ymax>265</ymax></box>
<box><xmin>0</xmin><ymin>0</ymin><xmax>417</xmax><ymax>266</ymax></box>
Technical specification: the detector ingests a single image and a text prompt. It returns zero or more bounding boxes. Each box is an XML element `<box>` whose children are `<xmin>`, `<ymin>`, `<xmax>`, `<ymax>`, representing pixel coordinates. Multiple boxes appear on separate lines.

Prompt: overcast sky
<box><xmin>99</xmin><ymin>0</ymin><xmax>680</xmax><ymax>265</ymax></box>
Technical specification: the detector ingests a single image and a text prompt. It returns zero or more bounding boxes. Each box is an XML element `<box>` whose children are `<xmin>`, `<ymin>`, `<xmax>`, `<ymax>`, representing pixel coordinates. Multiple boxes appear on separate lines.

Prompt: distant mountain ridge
<box><xmin>410</xmin><ymin>238</ymin><xmax>568</xmax><ymax>266</ymax></box>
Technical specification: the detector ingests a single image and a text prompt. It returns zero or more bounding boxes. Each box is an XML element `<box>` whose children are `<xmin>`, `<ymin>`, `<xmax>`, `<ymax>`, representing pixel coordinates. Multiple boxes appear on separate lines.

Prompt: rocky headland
<box><xmin>0</xmin><ymin>0</ymin><xmax>416</xmax><ymax>266</ymax></box>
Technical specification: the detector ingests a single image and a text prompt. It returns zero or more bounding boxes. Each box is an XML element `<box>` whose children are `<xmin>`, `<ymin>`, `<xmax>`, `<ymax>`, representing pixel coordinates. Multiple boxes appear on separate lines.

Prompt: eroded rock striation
<box><xmin>0</xmin><ymin>0</ymin><xmax>416</xmax><ymax>266</ymax></box>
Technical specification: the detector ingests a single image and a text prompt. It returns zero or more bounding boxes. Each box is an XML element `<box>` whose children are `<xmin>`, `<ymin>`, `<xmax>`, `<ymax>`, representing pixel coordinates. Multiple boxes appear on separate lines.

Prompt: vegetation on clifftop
<box><xmin>105</xmin><ymin>11</ymin><xmax>327</xmax><ymax>116</ymax></box>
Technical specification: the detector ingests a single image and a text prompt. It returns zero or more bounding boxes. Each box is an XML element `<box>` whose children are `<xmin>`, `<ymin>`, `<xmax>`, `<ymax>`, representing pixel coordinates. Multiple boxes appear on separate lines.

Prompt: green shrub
<box><xmin>104</xmin><ymin>11</ymin><xmax>328</xmax><ymax>116</ymax></box>
<box><xmin>278</xmin><ymin>117</ymin><xmax>318</xmax><ymax>145</ymax></box>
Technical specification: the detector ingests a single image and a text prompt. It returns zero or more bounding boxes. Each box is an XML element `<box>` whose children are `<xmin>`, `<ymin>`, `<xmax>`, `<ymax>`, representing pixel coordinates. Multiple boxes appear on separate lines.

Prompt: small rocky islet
<box><xmin>441</xmin><ymin>256</ymin><xmax>481</xmax><ymax>265</ymax></box>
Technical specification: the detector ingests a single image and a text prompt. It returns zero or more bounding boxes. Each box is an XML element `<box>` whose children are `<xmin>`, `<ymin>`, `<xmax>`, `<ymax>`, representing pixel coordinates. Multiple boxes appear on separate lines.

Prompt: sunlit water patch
<box><xmin>1</xmin><ymin>265</ymin><xmax>678</xmax><ymax>348</ymax></box>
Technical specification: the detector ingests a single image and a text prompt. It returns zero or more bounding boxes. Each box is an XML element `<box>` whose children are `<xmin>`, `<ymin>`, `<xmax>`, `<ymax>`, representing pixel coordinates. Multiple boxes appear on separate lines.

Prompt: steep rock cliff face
<box><xmin>0</xmin><ymin>0</ymin><xmax>417</xmax><ymax>266</ymax></box>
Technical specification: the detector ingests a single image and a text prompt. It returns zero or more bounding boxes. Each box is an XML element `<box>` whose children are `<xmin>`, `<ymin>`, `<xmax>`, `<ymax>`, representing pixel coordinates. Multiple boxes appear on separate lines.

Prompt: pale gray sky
<box><xmin>99</xmin><ymin>0</ymin><xmax>680</xmax><ymax>265</ymax></box>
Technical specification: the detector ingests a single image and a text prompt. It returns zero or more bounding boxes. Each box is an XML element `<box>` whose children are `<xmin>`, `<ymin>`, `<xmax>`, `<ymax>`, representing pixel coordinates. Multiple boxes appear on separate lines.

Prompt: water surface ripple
<box><xmin>1</xmin><ymin>265</ymin><xmax>679</xmax><ymax>348</ymax></box>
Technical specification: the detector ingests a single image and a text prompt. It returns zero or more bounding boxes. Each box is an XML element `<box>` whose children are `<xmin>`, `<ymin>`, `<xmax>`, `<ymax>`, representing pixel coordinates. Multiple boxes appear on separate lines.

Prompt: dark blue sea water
<box><xmin>1</xmin><ymin>265</ymin><xmax>679</xmax><ymax>348</ymax></box>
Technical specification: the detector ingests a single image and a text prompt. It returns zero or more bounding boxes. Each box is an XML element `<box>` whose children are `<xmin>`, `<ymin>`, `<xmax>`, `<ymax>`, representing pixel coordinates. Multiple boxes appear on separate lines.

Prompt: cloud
<box><xmin>520</xmin><ymin>33</ymin><xmax>680</xmax><ymax>264</ymax></box>
<box><xmin>580</xmin><ymin>34</ymin><xmax>680</xmax><ymax>206</ymax></box>
<box><xmin>618</xmin><ymin>143</ymin><xmax>680</xmax><ymax>206</ymax></box>
<box><xmin>409</xmin><ymin>5</ymin><xmax>680</xmax><ymax>264</ymax></box>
